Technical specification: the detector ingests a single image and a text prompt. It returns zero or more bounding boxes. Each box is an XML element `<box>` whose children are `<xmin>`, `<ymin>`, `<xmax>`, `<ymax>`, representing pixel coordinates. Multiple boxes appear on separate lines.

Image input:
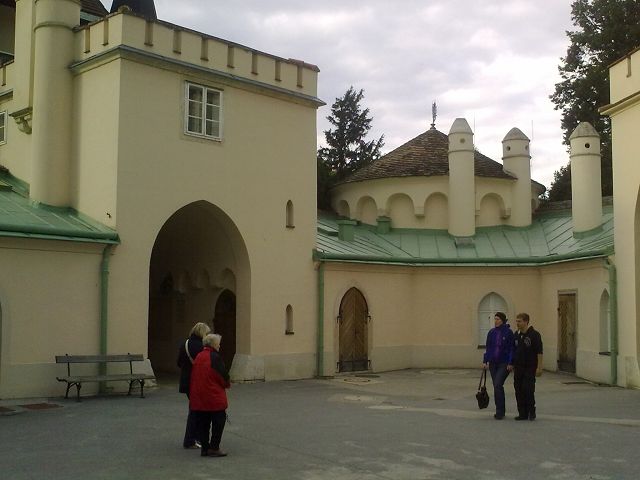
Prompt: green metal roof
<box><xmin>315</xmin><ymin>207</ymin><xmax>614</xmax><ymax>266</ymax></box>
<box><xmin>0</xmin><ymin>172</ymin><xmax>119</xmax><ymax>244</ymax></box>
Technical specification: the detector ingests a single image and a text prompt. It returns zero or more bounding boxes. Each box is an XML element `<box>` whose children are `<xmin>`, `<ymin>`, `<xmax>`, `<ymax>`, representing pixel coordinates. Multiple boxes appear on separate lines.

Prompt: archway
<box><xmin>148</xmin><ymin>201</ymin><xmax>249</xmax><ymax>375</ymax></box>
<box><xmin>338</xmin><ymin>287</ymin><xmax>369</xmax><ymax>372</ymax></box>
<box><xmin>478</xmin><ymin>292</ymin><xmax>508</xmax><ymax>346</ymax></box>
<box><xmin>214</xmin><ymin>289</ymin><xmax>236</xmax><ymax>369</ymax></box>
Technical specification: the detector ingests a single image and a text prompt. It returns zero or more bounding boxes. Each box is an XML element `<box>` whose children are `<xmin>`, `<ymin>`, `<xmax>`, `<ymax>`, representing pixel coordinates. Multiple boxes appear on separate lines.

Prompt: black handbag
<box><xmin>476</xmin><ymin>369</ymin><xmax>490</xmax><ymax>409</ymax></box>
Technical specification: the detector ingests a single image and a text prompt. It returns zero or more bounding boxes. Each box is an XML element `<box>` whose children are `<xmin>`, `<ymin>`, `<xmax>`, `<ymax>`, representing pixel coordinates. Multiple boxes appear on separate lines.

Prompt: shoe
<box><xmin>529</xmin><ymin>413</ymin><xmax>536</xmax><ymax>421</ymax></box>
<box><xmin>494</xmin><ymin>413</ymin><xmax>504</xmax><ymax>420</ymax></box>
<box><xmin>207</xmin><ymin>449</ymin><xmax>228</xmax><ymax>457</ymax></box>
<box><xmin>184</xmin><ymin>441</ymin><xmax>201</xmax><ymax>449</ymax></box>
<box><xmin>514</xmin><ymin>415</ymin><xmax>528</xmax><ymax>421</ymax></box>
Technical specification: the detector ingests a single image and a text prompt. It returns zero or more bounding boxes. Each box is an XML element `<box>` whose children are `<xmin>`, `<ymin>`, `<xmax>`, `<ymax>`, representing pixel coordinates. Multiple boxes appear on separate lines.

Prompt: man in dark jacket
<box><xmin>482</xmin><ymin>312</ymin><xmax>514</xmax><ymax>419</ymax></box>
<box><xmin>508</xmin><ymin>312</ymin><xmax>543</xmax><ymax>421</ymax></box>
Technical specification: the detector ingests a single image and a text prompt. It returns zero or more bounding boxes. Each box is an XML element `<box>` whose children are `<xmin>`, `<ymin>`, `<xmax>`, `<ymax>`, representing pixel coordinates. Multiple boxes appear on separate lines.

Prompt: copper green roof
<box><xmin>315</xmin><ymin>207</ymin><xmax>614</xmax><ymax>265</ymax></box>
<box><xmin>0</xmin><ymin>172</ymin><xmax>119</xmax><ymax>244</ymax></box>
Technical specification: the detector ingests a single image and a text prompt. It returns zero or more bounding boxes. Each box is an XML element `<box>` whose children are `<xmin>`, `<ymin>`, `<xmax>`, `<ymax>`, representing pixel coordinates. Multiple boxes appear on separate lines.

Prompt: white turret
<box><xmin>570</xmin><ymin>122</ymin><xmax>602</xmax><ymax>233</ymax></box>
<box><xmin>448</xmin><ymin>118</ymin><xmax>475</xmax><ymax>237</ymax></box>
<box><xmin>30</xmin><ymin>0</ymin><xmax>81</xmax><ymax>206</ymax></box>
<box><xmin>502</xmin><ymin>127</ymin><xmax>532</xmax><ymax>226</ymax></box>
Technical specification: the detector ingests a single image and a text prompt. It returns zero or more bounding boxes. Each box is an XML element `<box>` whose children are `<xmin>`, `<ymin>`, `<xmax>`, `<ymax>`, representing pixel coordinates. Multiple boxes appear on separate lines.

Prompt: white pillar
<box><xmin>570</xmin><ymin>122</ymin><xmax>602</xmax><ymax>233</ymax></box>
<box><xmin>30</xmin><ymin>0</ymin><xmax>81</xmax><ymax>206</ymax></box>
<box><xmin>448</xmin><ymin>118</ymin><xmax>475</xmax><ymax>237</ymax></box>
<box><xmin>502</xmin><ymin>127</ymin><xmax>532</xmax><ymax>227</ymax></box>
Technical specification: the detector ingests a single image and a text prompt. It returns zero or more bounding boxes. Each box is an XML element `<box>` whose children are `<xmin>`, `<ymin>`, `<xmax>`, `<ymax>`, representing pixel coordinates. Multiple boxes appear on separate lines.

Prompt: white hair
<box><xmin>203</xmin><ymin>333</ymin><xmax>222</xmax><ymax>348</ymax></box>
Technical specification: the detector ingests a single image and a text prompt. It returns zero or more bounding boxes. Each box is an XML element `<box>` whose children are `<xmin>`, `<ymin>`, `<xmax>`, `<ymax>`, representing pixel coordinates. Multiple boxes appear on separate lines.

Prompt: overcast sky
<box><xmin>102</xmin><ymin>1</ymin><xmax>577</xmax><ymax>189</ymax></box>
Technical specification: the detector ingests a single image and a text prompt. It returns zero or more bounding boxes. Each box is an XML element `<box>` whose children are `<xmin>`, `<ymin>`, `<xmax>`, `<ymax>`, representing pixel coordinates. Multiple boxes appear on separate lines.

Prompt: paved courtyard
<box><xmin>1</xmin><ymin>369</ymin><xmax>639</xmax><ymax>480</ymax></box>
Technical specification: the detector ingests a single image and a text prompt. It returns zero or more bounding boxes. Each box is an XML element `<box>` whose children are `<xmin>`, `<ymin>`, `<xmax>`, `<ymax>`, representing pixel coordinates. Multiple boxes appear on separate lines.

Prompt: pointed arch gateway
<box><xmin>338</xmin><ymin>287</ymin><xmax>369</xmax><ymax>372</ymax></box>
<box><xmin>148</xmin><ymin>200</ymin><xmax>250</xmax><ymax>376</ymax></box>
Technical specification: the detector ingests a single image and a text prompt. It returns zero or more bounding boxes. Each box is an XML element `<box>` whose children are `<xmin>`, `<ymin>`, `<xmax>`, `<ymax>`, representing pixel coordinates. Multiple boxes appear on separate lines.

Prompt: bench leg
<box><xmin>75</xmin><ymin>383</ymin><xmax>82</xmax><ymax>402</ymax></box>
<box><xmin>140</xmin><ymin>380</ymin><xmax>145</xmax><ymax>398</ymax></box>
<box><xmin>64</xmin><ymin>383</ymin><xmax>72</xmax><ymax>400</ymax></box>
<box><xmin>127</xmin><ymin>380</ymin><xmax>133</xmax><ymax>396</ymax></box>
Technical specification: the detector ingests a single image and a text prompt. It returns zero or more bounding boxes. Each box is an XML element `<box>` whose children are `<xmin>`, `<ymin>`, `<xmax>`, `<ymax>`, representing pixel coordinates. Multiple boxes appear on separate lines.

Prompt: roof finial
<box><xmin>430</xmin><ymin>101</ymin><xmax>437</xmax><ymax>129</ymax></box>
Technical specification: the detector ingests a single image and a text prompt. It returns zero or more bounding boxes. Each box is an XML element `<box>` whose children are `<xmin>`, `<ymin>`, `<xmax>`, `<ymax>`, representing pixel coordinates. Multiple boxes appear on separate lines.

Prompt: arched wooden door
<box><xmin>214</xmin><ymin>289</ymin><xmax>236</xmax><ymax>370</ymax></box>
<box><xmin>338</xmin><ymin>288</ymin><xmax>369</xmax><ymax>372</ymax></box>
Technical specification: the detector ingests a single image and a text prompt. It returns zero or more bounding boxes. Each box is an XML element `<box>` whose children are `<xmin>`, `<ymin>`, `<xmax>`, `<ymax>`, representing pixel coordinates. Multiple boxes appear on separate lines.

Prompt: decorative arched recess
<box><xmin>356</xmin><ymin>196</ymin><xmax>378</xmax><ymax>226</ymax></box>
<box><xmin>338</xmin><ymin>287</ymin><xmax>369</xmax><ymax>372</ymax></box>
<box><xmin>478</xmin><ymin>193</ymin><xmax>505</xmax><ymax>227</ymax></box>
<box><xmin>599</xmin><ymin>289</ymin><xmax>610</xmax><ymax>353</ymax></box>
<box><xmin>285</xmin><ymin>304</ymin><xmax>294</xmax><ymax>334</ymax></box>
<box><xmin>337</xmin><ymin>199</ymin><xmax>350</xmax><ymax>219</ymax></box>
<box><xmin>386</xmin><ymin>193</ymin><xmax>417</xmax><ymax>228</ymax></box>
<box><xmin>424</xmin><ymin>192</ymin><xmax>448</xmax><ymax>229</ymax></box>
<box><xmin>477</xmin><ymin>292</ymin><xmax>508</xmax><ymax>346</ymax></box>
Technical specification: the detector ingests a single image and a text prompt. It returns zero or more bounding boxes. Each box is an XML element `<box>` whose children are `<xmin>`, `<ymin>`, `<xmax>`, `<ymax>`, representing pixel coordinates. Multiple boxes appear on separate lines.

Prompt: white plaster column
<box><xmin>502</xmin><ymin>127</ymin><xmax>532</xmax><ymax>227</ymax></box>
<box><xmin>448</xmin><ymin>118</ymin><xmax>475</xmax><ymax>237</ymax></box>
<box><xmin>570</xmin><ymin>122</ymin><xmax>602</xmax><ymax>233</ymax></box>
<box><xmin>30</xmin><ymin>0</ymin><xmax>81</xmax><ymax>206</ymax></box>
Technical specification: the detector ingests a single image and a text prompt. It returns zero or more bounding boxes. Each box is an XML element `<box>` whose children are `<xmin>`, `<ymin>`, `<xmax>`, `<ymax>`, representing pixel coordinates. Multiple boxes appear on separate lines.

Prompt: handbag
<box><xmin>476</xmin><ymin>369</ymin><xmax>490</xmax><ymax>409</ymax></box>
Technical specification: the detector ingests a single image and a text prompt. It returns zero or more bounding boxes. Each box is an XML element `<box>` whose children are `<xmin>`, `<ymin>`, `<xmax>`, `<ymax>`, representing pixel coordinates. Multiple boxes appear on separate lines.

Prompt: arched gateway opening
<box><xmin>338</xmin><ymin>287</ymin><xmax>369</xmax><ymax>372</ymax></box>
<box><xmin>148</xmin><ymin>201</ymin><xmax>249</xmax><ymax>376</ymax></box>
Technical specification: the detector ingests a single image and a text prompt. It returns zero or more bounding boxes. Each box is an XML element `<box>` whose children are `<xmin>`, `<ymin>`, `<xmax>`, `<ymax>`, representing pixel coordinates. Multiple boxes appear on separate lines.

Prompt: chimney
<box><xmin>448</xmin><ymin>118</ymin><xmax>475</xmax><ymax>238</ymax></box>
<box><xmin>502</xmin><ymin>127</ymin><xmax>532</xmax><ymax>227</ymax></box>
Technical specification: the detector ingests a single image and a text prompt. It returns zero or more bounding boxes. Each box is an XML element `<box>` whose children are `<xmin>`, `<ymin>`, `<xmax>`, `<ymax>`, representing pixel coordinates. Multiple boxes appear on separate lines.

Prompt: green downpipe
<box><xmin>99</xmin><ymin>245</ymin><xmax>113</xmax><ymax>391</ymax></box>
<box><xmin>317</xmin><ymin>262</ymin><xmax>325</xmax><ymax>378</ymax></box>
<box><xmin>606</xmin><ymin>258</ymin><xmax>618</xmax><ymax>385</ymax></box>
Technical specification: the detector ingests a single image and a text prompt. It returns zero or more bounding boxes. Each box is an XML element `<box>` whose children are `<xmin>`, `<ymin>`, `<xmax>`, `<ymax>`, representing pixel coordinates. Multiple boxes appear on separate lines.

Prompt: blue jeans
<box><xmin>489</xmin><ymin>363</ymin><xmax>510</xmax><ymax>415</ymax></box>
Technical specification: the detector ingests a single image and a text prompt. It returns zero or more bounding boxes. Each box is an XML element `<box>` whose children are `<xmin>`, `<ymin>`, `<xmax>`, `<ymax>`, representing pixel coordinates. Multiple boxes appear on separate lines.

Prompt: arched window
<box><xmin>477</xmin><ymin>292</ymin><xmax>508</xmax><ymax>346</ymax></box>
<box><xmin>599</xmin><ymin>290</ymin><xmax>610</xmax><ymax>353</ymax></box>
<box><xmin>285</xmin><ymin>304</ymin><xmax>294</xmax><ymax>334</ymax></box>
<box><xmin>286</xmin><ymin>200</ymin><xmax>294</xmax><ymax>228</ymax></box>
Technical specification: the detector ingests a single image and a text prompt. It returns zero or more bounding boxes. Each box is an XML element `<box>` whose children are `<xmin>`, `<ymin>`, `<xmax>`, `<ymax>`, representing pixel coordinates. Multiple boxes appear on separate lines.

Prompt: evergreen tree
<box><xmin>317</xmin><ymin>87</ymin><xmax>384</xmax><ymax>209</ymax></box>
<box><xmin>549</xmin><ymin>0</ymin><xmax>640</xmax><ymax>200</ymax></box>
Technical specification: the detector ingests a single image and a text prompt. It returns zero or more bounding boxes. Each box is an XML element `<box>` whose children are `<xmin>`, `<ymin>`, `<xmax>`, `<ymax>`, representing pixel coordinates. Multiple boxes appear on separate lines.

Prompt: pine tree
<box><xmin>317</xmin><ymin>87</ymin><xmax>384</xmax><ymax>209</ymax></box>
<box><xmin>548</xmin><ymin>0</ymin><xmax>640</xmax><ymax>200</ymax></box>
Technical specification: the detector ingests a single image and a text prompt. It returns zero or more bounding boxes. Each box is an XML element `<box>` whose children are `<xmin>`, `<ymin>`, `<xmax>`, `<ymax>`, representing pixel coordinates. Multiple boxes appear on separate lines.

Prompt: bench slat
<box><xmin>55</xmin><ymin>354</ymin><xmax>144</xmax><ymax>363</ymax></box>
<box><xmin>57</xmin><ymin>374</ymin><xmax>155</xmax><ymax>382</ymax></box>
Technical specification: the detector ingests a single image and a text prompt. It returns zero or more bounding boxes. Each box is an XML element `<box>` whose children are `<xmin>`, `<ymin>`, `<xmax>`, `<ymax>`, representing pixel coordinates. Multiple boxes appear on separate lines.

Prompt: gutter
<box><xmin>316</xmin><ymin>262</ymin><xmax>325</xmax><ymax>378</ymax></box>
<box><xmin>605</xmin><ymin>258</ymin><xmax>618</xmax><ymax>385</ymax></box>
<box><xmin>99</xmin><ymin>244</ymin><xmax>114</xmax><ymax>392</ymax></box>
<box><xmin>313</xmin><ymin>249</ymin><xmax>611</xmax><ymax>267</ymax></box>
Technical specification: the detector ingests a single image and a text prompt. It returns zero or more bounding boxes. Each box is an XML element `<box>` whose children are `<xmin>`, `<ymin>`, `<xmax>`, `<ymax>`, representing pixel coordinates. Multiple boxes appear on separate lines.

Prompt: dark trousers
<box><xmin>489</xmin><ymin>363</ymin><xmax>510</xmax><ymax>416</ymax></box>
<box><xmin>513</xmin><ymin>367</ymin><xmax>536</xmax><ymax>417</ymax></box>
<box><xmin>183</xmin><ymin>407</ymin><xmax>198</xmax><ymax>447</ymax></box>
<box><xmin>194</xmin><ymin>410</ymin><xmax>227</xmax><ymax>454</ymax></box>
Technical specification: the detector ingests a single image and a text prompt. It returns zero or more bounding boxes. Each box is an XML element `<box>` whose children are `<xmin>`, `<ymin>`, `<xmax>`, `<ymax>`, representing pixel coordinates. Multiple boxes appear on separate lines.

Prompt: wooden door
<box><xmin>558</xmin><ymin>293</ymin><xmax>577</xmax><ymax>373</ymax></box>
<box><xmin>338</xmin><ymin>288</ymin><xmax>368</xmax><ymax>372</ymax></box>
<box><xmin>213</xmin><ymin>289</ymin><xmax>236</xmax><ymax>370</ymax></box>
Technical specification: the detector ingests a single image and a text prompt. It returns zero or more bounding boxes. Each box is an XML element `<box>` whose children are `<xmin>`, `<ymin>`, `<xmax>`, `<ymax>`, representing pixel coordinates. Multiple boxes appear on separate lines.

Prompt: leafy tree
<box><xmin>549</xmin><ymin>0</ymin><xmax>640</xmax><ymax>200</ymax></box>
<box><xmin>317</xmin><ymin>87</ymin><xmax>384</xmax><ymax>209</ymax></box>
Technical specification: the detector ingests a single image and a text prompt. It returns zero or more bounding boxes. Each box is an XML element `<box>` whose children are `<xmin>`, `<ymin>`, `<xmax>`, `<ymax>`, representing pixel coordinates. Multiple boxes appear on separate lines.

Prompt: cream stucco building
<box><xmin>0</xmin><ymin>0</ymin><xmax>638</xmax><ymax>399</ymax></box>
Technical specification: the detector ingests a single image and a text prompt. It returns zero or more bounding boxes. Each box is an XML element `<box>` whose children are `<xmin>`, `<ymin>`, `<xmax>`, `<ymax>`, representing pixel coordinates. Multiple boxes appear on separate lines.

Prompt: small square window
<box><xmin>184</xmin><ymin>83</ymin><xmax>223</xmax><ymax>140</ymax></box>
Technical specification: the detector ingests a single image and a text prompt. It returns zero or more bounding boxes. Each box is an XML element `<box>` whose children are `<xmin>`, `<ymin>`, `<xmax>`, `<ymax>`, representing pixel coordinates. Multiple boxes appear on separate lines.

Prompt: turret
<box><xmin>30</xmin><ymin>0</ymin><xmax>81</xmax><ymax>206</ymax></box>
<box><xmin>110</xmin><ymin>0</ymin><xmax>157</xmax><ymax>19</ymax></box>
<box><xmin>502</xmin><ymin>127</ymin><xmax>532</xmax><ymax>226</ymax></box>
<box><xmin>570</xmin><ymin>122</ymin><xmax>602</xmax><ymax>233</ymax></box>
<box><xmin>448</xmin><ymin>118</ymin><xmax>475</xmax><ymax>237</ymax></box>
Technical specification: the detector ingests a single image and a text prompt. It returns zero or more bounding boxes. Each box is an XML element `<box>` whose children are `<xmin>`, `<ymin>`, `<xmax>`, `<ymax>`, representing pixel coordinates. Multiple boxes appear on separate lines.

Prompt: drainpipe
<box><xmin>605</xmin><ymin>258</ymin><xmax>618</xmax><ymax>385</ymax></box>
<box><xmin>99</xmin><ymin>244</ymin><xmax>113</xmax><ymax>391</ymax></box>
<box><xmin>316</xmin><ymin>261</ymin><xmax>325</xmax><ymax>378</ymax></box>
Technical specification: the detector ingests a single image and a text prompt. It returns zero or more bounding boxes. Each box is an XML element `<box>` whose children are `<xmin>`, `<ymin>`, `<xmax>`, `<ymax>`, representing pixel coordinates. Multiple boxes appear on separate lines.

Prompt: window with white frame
<box><xmin>185</xmin><ymin>83</ymin><xmax>222</xmax><ymax>140</ymax></box>
<box><xmin>0</xmin><ymin>111</ymin><xmax>6</xmax><ymax>144</ymax></box>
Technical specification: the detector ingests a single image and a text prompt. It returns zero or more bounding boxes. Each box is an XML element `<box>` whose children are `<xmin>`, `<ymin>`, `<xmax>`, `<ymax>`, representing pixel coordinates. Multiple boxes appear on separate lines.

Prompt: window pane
<box><xmin>188</xmin><ymin>117</ymin><xmax>202</xmax><ymax>133</ymax></box>
<box><xmin>205</xmin><ymin>120</ymin><xmax>219</xmax><ymax>138</ymax></box>
<box><xmin>188</xmin><ymin>85</ymin><xmax>203</xmax><ymax>102</ymax></box>
<box><xmin>189</xmin><ymin>100</ymin><xmax>202</xmax><ymax>117</ymax></box>
<box><xmin>207</xmin><ymin>90</ymin><xmax>220</xmax><ymax>106</ymax></box>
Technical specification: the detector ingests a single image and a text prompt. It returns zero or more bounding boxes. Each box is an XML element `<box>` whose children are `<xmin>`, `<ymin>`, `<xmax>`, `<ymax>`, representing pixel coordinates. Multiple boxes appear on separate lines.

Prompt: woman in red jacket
<box><xmin>190</xmin><ymin>333</ymin><xmax>231</xmax><ymax>457</ymax></box>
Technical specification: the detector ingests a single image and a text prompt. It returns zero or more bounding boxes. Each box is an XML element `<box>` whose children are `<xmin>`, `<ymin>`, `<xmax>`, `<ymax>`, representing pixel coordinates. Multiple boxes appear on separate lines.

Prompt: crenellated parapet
<box><xmin>73</xmin><ymin>11</ymin><xmax>320</xmax><ymax>103</ymax></box>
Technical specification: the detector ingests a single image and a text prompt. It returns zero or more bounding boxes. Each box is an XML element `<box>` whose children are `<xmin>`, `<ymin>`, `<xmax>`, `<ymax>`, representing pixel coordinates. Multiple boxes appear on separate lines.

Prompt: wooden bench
<box><xmin>55</xmin><ymin>354</ymin><xmax>155</xmax><ymax>402</ymax></box>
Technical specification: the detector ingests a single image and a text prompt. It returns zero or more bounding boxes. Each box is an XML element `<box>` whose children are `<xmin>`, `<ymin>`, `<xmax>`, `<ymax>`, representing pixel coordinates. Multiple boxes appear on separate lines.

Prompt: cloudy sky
<box><xmin>101</xmin><ymin>0</ymin><xmax>577</xmax><ymax>189</ymax></box>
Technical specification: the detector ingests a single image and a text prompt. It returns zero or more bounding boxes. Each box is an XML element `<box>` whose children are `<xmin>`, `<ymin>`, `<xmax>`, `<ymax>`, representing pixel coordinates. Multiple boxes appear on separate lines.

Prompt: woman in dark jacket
<box><xmin>482</xmin><ymin>312</ymin><xmax>514</xmax><ymax>420</ymax></box>
<box><xmin>190</xmin><ymin>333</ymin><xmax>231</xmax><ymax>457</ymax></box>
<box><xmin>177</xmin><ymin>322</ymin><xmax>211</xmax><ymax>448</ymax></box>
